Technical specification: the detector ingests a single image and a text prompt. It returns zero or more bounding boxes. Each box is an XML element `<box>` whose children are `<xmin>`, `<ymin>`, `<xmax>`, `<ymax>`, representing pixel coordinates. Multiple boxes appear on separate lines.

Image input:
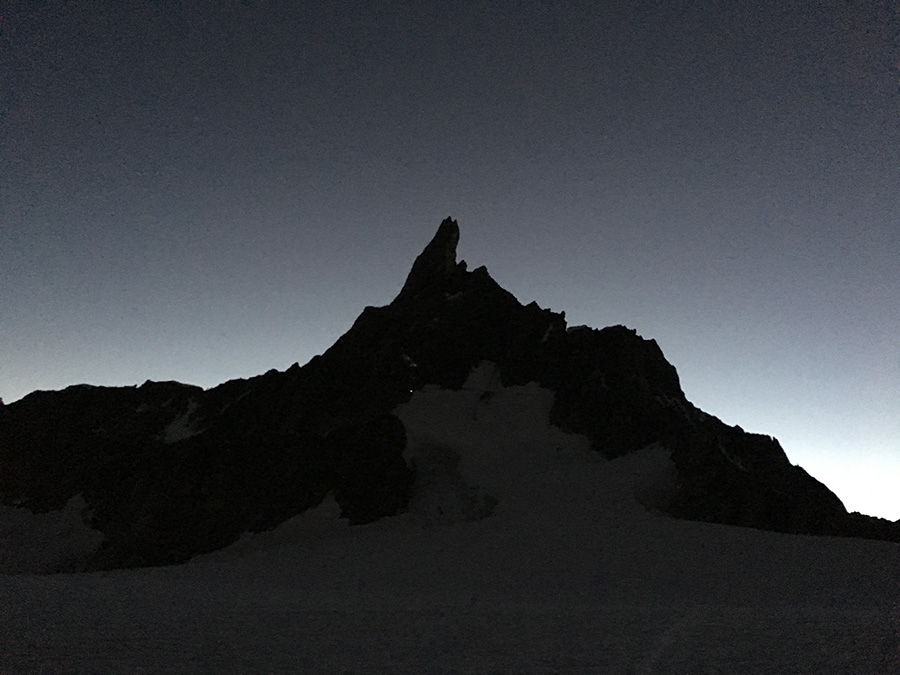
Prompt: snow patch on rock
<box><xmin>396</xmin><ymin>361</ymin><xmax>675</xmax><ymax>527</ymax></box>
<box><xmin>159</xmin><ymin>398</ymin><xmax>200</xmax><ymax>443</ymax></box>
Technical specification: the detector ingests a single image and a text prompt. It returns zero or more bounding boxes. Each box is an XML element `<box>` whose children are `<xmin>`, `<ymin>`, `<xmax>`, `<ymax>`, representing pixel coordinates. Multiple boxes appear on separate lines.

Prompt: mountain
<box><xmin>3</xmin><ymin>321</ymin><xmax>900</xmax><ymax>673</ymax></box>
<box><xmin>1</xmin><ymin>217</ymin><xmax>897</xmax><ymax>572</ymax></box>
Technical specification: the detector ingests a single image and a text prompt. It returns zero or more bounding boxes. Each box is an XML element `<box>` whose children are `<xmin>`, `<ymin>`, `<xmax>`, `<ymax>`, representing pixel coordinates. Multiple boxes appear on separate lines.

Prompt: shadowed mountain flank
<box><xmin>1</xmin><ymin>218</ymin><xmax>897</xmax><ymax>570</ymax></box>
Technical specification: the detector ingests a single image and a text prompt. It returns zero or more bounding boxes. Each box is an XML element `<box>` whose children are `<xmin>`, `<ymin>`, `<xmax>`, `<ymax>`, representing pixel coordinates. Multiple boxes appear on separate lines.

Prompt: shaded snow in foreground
<box><xmin>0</xmin><ymin>495</ymin><xmax>102</xmax><ymax>575</ymax></box>
<box><xmin>2</xmin><ymin>363</ymin><xmax>899</xmax><ymax>674</ymax></box>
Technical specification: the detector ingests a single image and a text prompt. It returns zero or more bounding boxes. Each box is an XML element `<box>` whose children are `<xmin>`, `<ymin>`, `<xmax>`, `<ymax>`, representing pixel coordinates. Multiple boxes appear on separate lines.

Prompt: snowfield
<box><xmin>2</xmin><ymin>363</ymin><xmax>899</xmax><ymax>674</ymax></box>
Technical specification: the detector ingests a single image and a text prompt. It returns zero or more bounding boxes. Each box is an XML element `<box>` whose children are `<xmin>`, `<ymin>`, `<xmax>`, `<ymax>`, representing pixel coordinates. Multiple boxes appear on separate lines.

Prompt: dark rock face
<box><xmin>667</xmin><ymin>425</ymin><xmax>848</xmax><ymax>534</ymax></box>
<box><xmin>2</xmin><ymin>218</ymin><xmax>897</xmax><ymax>570</ymax></box>
<box><xmin>1</xmin><ymin>381</ymin><xmax>202</xmax><ymax>513</ymax></box>
<box><xmin>397</xmin><ymin>217</ymin><xmax>462</xmax><ymax>301</ymax></box>
<box><xmin>330</xmin><ymin>414</ymin><xmax>413</xmax><ymax>525</ymax></box>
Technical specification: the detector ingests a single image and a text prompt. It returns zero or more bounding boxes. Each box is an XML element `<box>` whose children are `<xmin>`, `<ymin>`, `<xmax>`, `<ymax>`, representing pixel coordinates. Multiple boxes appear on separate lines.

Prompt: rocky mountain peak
<box><xmin>2</xmin><ymin>218</ymin><xmax>898</xmax><ymax>571</ymax></box>
<box><xmin>396</xmin><ymin>217</ymin><xmax>463</xmax><ymax>300</ymax></box>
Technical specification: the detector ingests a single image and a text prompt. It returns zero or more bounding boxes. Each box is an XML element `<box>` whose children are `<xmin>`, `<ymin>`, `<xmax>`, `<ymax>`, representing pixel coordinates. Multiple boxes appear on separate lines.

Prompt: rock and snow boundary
<box><xmin>397</xmin><ymin>361</ymin><xmax>675</xmax><ymax>529</ymax></box>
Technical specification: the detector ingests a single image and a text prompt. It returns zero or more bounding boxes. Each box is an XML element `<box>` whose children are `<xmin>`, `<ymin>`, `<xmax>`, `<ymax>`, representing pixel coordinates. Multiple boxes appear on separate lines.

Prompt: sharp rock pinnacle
<box><xmin>397</xmin><ymin>217</ymin><xmax>462</xmax><ymax>300</ymax></box>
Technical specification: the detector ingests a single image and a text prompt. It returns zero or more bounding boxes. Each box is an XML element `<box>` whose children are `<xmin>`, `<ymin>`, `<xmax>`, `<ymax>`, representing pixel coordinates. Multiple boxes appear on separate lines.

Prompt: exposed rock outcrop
<box><xmin>397</xmin><ymin>216</ymin><xmax>463</xmax><ymax>300</ymax></box>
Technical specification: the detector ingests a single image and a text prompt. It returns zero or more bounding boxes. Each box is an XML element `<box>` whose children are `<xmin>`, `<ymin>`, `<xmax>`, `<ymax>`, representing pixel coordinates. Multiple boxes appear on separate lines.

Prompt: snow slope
<box><xmin>0</xmin><ymin>495</ymin><xmax>103</xmax><ymax>575</ymax></box>
<box><xmin>2</xmin><ymin>363</ymin><xmax>899</xmax><ymax>674</ymax></box>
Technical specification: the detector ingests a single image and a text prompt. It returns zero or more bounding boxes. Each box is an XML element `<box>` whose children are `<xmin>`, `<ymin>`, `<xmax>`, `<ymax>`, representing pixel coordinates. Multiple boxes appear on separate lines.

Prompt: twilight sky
<box><xmin>2</xmin><ymin>1</ymin><xmax>898</xmax><ymax>520</ymax></box>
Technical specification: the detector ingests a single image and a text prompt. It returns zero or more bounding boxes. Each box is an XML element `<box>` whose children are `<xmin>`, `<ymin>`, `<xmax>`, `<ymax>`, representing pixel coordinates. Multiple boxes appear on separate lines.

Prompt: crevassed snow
<box><xmin>1</xmin><ymin>363</ymin><xmax>899</xmax><ymax>674</ymax></box>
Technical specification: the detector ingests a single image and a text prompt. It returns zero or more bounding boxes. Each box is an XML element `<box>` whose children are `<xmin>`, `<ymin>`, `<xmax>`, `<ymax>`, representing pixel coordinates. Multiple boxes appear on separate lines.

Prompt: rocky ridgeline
<box><xmin>2</xmin><ymin>218</ymin><xmax>897</xmax><ymax>570</ymax></box>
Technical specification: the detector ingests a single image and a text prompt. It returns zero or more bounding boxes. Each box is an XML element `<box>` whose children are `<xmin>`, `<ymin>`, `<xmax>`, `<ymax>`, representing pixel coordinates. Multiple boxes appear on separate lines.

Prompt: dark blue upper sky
<box><xmin>2</xmin><ymin>1</ymin><xmax>898</xmax><ymax>518</ymax></box>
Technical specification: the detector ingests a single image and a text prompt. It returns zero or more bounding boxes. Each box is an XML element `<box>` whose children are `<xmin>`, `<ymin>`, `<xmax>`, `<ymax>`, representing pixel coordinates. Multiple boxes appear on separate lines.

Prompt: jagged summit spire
<box><xmin>397</xmin><ymin>217</ymin><xmax>461</xmax><ymax>300</ymax></box>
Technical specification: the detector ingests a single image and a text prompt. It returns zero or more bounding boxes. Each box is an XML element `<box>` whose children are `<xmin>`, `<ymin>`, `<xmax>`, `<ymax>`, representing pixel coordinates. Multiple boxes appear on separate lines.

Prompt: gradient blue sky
<box><xmin>2</xmin><ymin>1</ymin><xmax>898</xmax><ymax>519</ymax></box>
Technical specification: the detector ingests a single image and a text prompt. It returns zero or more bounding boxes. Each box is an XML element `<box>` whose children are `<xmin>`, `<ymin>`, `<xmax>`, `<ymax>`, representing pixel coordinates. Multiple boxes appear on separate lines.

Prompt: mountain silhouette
<box><xmin>1</xmin><ymin>217</ymin><xmax>897</xmax><ymax>570</ymax></box>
